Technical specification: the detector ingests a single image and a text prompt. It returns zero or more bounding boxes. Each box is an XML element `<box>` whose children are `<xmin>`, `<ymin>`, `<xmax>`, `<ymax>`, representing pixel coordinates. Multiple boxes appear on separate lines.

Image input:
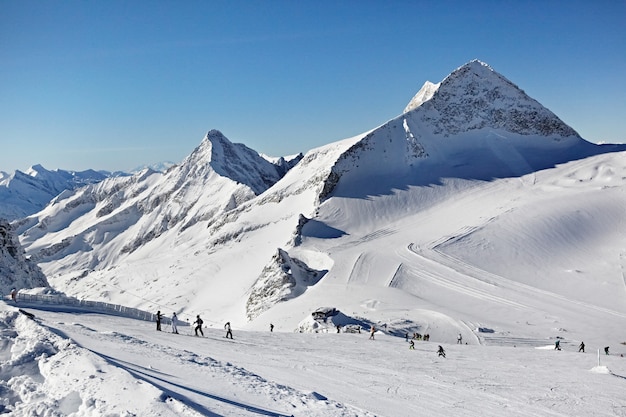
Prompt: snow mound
<box><xmin>0</xmin><ymin>309</ymin><xmax>199</xmax><ymax>416</ymax></box>
<box><xmin>590</xmin><ymin>365</ymin><xmax>611</xmax><ymax>374</ymax></box>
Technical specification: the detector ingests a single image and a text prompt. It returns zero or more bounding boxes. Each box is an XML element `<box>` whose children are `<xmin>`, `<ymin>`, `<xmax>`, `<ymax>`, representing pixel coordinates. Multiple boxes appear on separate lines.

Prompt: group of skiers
<box><xmin>155</xmin><ymin>311</ymin><xmax>236</xmax><ymax>339</ymax></box>
<box><xmin>406</xmin><ymin>332</ymin><xmax>431</xmax><ymax>341</ymax></box>
<box><xmin>154</xmin><ymin>311</ymin><xmax>617</xmax><ymax>359</ymax></box>
<box><xmin>155</xmin><ymin>310</ymin><xmax>179</xmax><ymax>334</ymax></box>
<box><xmin>555</xmin><ymin>340</ymin><xmax>611</xmax><ymax>355</ymax></box>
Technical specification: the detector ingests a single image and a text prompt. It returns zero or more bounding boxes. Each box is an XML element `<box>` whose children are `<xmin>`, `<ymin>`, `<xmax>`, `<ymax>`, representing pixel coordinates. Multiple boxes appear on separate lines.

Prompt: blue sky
<box><xmin>1</xmin><ymin>0</ymin><xmax>625</xmax><ymax>173</ymax></box>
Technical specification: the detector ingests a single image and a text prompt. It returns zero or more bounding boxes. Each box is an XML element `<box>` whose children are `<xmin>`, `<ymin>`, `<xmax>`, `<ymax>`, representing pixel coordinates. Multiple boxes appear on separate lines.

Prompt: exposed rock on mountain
<box><xmin>406</xmin><ymin>60</ymin><xmax>578</xmax><ymax>137</ymax></box>
<box><xmin>0</xmin><ymin>219</ymin><xmax>48</xmax><ymax>295</ymax></box>
<box><xmin>246</xmin><ymin>248</ymin><xmax>327</xmax><ymax>320</ymax></box>
<box><xmin>317</xmin><ymin>60</ymin><xmax>612</xmax><ymax>203</ymax></box>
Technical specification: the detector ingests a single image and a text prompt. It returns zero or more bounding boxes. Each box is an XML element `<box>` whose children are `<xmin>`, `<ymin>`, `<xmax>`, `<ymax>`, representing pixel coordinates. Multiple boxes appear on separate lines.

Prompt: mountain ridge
<box><xmin>8</xmin><ymin>60</ymin><xmax>626</xmax><ymax>337</ymax></box>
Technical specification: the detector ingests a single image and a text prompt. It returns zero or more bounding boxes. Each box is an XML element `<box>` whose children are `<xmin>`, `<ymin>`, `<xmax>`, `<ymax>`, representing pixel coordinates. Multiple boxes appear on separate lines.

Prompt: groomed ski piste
<box><xmin>2</xmin><ymin>297</ymin><xmax>625</xmax><ymax>417</ymax></box>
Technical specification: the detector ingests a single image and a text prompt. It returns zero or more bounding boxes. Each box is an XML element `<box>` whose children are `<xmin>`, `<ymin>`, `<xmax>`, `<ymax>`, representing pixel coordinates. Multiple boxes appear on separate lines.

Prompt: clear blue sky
<box><xmin>1</xmin><ymin>0</ymin><xmax>625</xmax><ymax>173</ymax></box>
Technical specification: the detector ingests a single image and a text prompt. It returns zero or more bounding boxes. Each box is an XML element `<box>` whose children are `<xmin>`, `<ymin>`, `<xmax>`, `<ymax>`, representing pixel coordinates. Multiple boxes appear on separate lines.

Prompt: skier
<box><xmin>156</xmin><ymin>310</ymin><xmax>162</xmax><ymax>331</ymax></box>
<box><xmin>409</xmin><ymin>340</ymin><xmax>415</xmax><ymax>350</ymax></box>
<box><xmin>194</xmin><ymin>315</ymin><xmax>204</xmax><ymax>336</ymax></box>
<box><xmin>10</xmin><ymin>288</ymin><xmax>17</xmax><ymax>302</ymax></box>
<box><xmin>369</xmin><ymin>325</ymin><xmax>376</xmax><ymax>340</ymax></box>
<box><xmin>554</xmin><ymin>340</ymin><xmax>561</xmax><ymax>350</ymax></box>
<box><xmin>457</xmin><ymin>333</ymin><xmax>463</xmax><ymax>344</ymax></box>
<box><xmin>578</xmin><ymin>341</ymin><xmax>585</xmax><ymax>353</ymax></box>
<box><xmin>336</xmin><ymin>324</ymin><xmax>341</xmax><ymax>333</ymax></box>
<box><xmin>224</xmin><ymin>321</ymin><xmax>233</xmax><ymax>339</ymax></box>
<box><xmin>171</xmin><ymin>312</ymin><xmax>179</xmax><ymax>334</ymax></box>
<box><xmin>437</xmin><ymin>345</ymin><xmax>446</xmax><ymax>358</ymax></box>
<box><xmin>604</xmin><ymin>346</ymin><xmax>610</xmax><ymax>355</ymax></box>
<box><xmin>270</xmin><ymin>323</ymin><xmax>274</xmax><ymax>332</ymax></box>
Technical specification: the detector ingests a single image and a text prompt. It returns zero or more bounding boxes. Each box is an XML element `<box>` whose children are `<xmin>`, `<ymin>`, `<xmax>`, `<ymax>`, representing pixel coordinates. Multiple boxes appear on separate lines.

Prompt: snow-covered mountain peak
<box><xmin>25</xmin><ymin>164</ymin><xmax>47</xmax><ymax>177</ymax></box>
<box><xmin>406</xmin><ymin>59</ymin><xmax>580</xmax><ymax>138</ymax></box>
<box><xmin>403</xmin><ymin>80</ymin><xmax>440</xmax><ymax>113</ymax></box>
<box><xmin>180</xmin><ymin>129</ymin><xmax>287</xmax><ymax>195</ymax></box>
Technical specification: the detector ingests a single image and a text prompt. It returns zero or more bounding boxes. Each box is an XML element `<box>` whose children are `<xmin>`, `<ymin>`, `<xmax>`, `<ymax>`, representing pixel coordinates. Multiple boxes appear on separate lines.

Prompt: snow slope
<box><xmin>1</xmin><ymin>302</ymin><xmax>625</xmax><ymax>416</ymax></box>
<box><xmin>3</xmin><ymin>58</ymin><xmax>626</xmax><ymax>416</ymax></box>
<box><xmin>11</xmin><ymin>59</ymin><xmax>626</xmax><ymax>356</ymax></box>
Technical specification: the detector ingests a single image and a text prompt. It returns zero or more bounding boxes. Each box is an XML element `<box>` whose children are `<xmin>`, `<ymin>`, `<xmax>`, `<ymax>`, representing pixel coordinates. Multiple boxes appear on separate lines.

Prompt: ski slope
<box><xmin>2</xmin><ymin>302</ymin><xmax>625</xmax><ymax>416</ymax></box>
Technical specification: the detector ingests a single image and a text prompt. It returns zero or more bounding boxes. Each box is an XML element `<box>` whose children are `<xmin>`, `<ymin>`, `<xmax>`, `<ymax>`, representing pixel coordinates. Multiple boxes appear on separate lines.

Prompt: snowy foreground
<box><xmin>1</xmin><ymin>302</ymin><xmax>625</xmax><ymax>416</ymax></box>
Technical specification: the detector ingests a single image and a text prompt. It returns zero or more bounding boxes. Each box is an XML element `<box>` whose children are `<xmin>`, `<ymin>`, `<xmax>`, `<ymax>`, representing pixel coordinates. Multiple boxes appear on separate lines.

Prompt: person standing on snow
<box><xmin>171</xmin><ymin>312</ymin><xmax>179</xmax><ymax>334</ymax></box>
<box><xmin>578</xmin><ymin>341</ymin><xmax>585</xmax><ymax>352</ymax></box>
<box><xmin>457</xmin><ymin>333</ymin><xmax>462</xmax><ymax>344</ymax></box>
<box><xmin>270</xmin><ymin>323</ymin><xmax>274</xmax><ymax>332</ymax></box>
<box><xmin>369</xmin><ymin>325</ymin><xmax>376</xmax><ymax>340</ymax></box>
<box><xmin>156</xmin><ymin>310</ymin><xmax>162</xmax><ymax>331</ymax></box>
<box><xmin>437</xmin><ymin>345</ymin><xmax>446</xmax><ymax>358</ymax></box>
<box><xmin>224</xmin><ymin>321</ymin><xmax>233</xmax><ymax>339</ymax></box>
<box><xmin>604</xmin><ymin>346</ymin><xmax>610</xmax><ymax>355</ymax></box>
<box><xmin>194</xmin><ymin>315</ymin><xmax>204</xmax><ymax>337</ymax></box>
<box><xmin>554</xmin><ymin>340</ymin><xmax>561</xmax><ymax>350</ymax></box>
<box><xmin>409</xmin><ymin>340</ymin><xmax>415</xmax><ymax>350</ymax></box>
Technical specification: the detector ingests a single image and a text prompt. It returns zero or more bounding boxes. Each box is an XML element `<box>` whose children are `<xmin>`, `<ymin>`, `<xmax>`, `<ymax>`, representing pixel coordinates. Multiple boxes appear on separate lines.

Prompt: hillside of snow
<box><xmin>9</xmin><ymin>59</ymin><xmax>626</xmax><ymax>353</ymax></box>
<box><xmin>3</xmin><ymin>58</ymin><xmax>626</xmax><ymax>416</ymax></box>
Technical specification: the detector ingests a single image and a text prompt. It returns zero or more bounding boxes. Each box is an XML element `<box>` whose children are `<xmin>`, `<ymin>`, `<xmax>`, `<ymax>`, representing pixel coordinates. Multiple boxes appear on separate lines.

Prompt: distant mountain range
<box><xmin>0</xmin><ymin>163</ymin><xmax>180</xmax><ymax>221</ymax></box>
<box><xmin>5</xmin><ymin>61</ymin><xmax>626</xmax><ymax>343</ymax></box>
<box><xmin>0</xmin><ymin>165</ymin><xmax>110</xmax><ymax>221</ymax></box>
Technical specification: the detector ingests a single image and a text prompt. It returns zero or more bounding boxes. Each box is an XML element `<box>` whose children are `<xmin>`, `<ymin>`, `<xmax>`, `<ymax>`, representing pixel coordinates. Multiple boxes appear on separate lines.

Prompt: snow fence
<box><xmin>11</xmin><ymin>292</ymin><xmax>170</xmax><ymax>324</ymax></box>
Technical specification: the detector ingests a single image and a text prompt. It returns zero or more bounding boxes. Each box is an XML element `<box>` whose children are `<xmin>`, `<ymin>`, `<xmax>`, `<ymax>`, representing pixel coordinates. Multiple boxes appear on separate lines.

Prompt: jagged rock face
<box><xmin>246</xmin><ymin>248</ymin><xmax>327</xmax><ymax>320</ymax></box>
<box><xmin>406</xmin><ymin>60</ymin><xmax>580</xmax><ymax>138</ymax></box>
<box><xmin>0</xmin><ymin>219</ymin><xmax>48</xmax><ymax>295</ymax></box>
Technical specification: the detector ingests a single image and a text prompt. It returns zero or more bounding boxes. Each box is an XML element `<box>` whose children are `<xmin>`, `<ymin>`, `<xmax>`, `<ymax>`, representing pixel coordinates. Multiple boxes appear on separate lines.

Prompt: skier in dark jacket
<box><xmin>578</xmin><ymin>341</ymin><xmax>585</xmax><ymax>352</ymax></box>
<box><xmin>194</xmin><ymin>315</ymin><xmax>204</xmax><ymax>336</ymax></box>
<box><xmin>224</xmin><ymin>321</ymin><xmax>233</xmax><ymax>339</ymax></box>
<box><xmin>604</xmin><ymin>346</ymin><xmax>610</xmax><ymax>355</ymax></box>
<box><xmin>156</xmin><ymin>310</ymin><xmax>162</xmax><ymax>331</ymax></box>
<box><xmin>437</xmin><ymin>345</ymin><xmax>446</xmax><ymax>358</ymax></box>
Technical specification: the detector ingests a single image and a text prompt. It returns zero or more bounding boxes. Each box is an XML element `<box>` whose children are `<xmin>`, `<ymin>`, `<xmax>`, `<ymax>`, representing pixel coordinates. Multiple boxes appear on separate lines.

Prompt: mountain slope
<box><xmin>14</xmin><ymin>61</ymin><xmax>626</xmax><ymax>353</ymax></box>
<box><xmin>15</xmin><ymin>131</ymin><xmax>298</xmax><ymax>278</ymax></box>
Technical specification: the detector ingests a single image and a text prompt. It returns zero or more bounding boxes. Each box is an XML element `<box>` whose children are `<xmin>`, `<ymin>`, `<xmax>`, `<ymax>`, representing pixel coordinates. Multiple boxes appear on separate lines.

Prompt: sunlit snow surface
<box><xmin>5</xmin><ymin>60</ymin><xmax>626</xmax><ymax>415</ymax></box>
<box><xmin>1</xmin><ymin>303</ymin><xmax>625</xmax><ymax>416</ymax></box>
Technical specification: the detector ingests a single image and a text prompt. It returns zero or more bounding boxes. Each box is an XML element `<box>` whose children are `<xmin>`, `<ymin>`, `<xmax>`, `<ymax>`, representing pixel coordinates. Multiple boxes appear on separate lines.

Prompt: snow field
<box><xmin>2</xmin><ymin>304</ymin><xmax>625</xmax><ymax>416</ymax></box>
